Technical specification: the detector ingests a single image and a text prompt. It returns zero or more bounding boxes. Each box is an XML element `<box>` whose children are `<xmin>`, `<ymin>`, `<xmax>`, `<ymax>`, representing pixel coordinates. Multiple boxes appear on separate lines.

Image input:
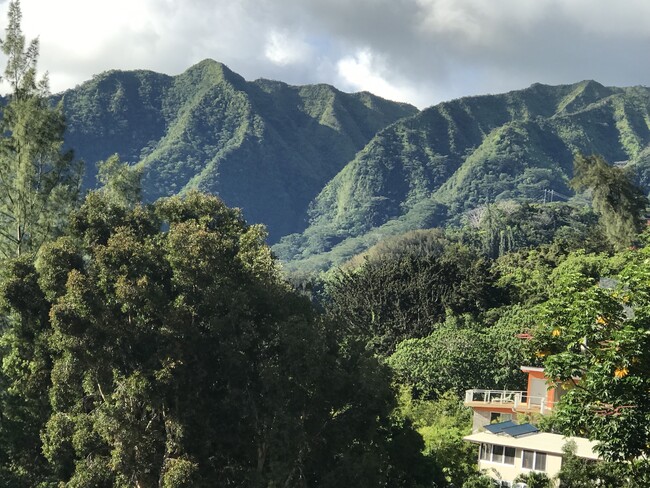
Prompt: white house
<box><xmin>462</xmin><ymin>367</ymin><xmax>601</xmax><ymax>487</ymax></box>
<box><xmin>464</xmin><ymin>423</ymin><xmax>599</xmax><ymax>487</ymax></box>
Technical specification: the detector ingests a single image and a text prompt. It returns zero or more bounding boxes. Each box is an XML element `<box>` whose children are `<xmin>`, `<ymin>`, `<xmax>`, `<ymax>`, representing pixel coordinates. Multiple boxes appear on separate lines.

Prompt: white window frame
<box><xmin>521</xmin><ymin>449</ymin><xmax>547</xmax><ymax>472</ymax></box>
<box><xmin>479</xmin><ymin>443</ymin><xmax>516</xmax><ymax>466</ymax></box>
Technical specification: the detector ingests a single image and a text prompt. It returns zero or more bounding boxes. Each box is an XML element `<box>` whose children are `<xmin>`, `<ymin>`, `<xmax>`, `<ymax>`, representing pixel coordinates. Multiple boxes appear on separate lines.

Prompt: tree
<box><xmin>531</xmin><ymin>249</ymin><xmax>650</xmax><ymax>464</ymax></box>
<box><xmin>570</xmin><ymin>154</ymin><xmax>647</xmax><ymax>249</ymax></box>
<box><xmin>514</xmin><ymin>471</ymin><xmax>552</xmax><ymax>488</ymax></box>
<box><xmin>0</xmin><ymin>0</ymin><xmax>81</xmax><ymax>257</ymax></box>
<box><xmin>326</xmin><ymin>240</ymin><xmax>501</xmax><ymax>355</ymax></box>
<box><xmin>96</xmin><ymin>153</ymin><xmax>142</xmax><ymax>208</ymax></box>
<box><xmin>555</xmin><ymin>440</ymin><xmax>637</xmax><ymax>488</ymax></box>
<box><xmin>397</xmin><ymin>389</ymin><xmax>478</xmax><ymax>487</ymax></box>
<box><xmin>0</xmin><ymin>191</ymin><xmax>439</xmax><ymax>487</ymax></box>
<box><xmin>389</xmin><ymin>316</ymin><xmax>496</xmax><ymax>399</ymax></box>
<box><xmin>461</xmin><ymin>475</ymin><xmax>499</xmax><ymax>488</ymax></box>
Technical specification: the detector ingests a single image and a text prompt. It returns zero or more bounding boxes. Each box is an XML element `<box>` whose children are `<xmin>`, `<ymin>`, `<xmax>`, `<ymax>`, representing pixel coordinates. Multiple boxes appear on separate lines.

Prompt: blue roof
<box><xmin>502</xmin><ymin>423</ymin><xmax>539</xmax><ymax>438</ymax></box>
<box><xmin>484</xmin><ymin>420</ymin><xmax>517</xmax><ymax>434</ymax></box>
<box><xmin>484</xmin><ymin>421</ymin><xmax>539</xmax><ymax>438</ymax></box>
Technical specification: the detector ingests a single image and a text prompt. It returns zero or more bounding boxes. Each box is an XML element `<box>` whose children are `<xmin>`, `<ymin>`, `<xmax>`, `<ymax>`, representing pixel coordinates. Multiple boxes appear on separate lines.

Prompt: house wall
<box><xmin>472</xmin><ymin>407</ymin><xmax>514</xmax><ymax>432</ymax></box>
<box><xmin>526</xmin><ymin>370</ymin><xmax>555</xmax><ymax>407</ymax></box>
<box><xmin>478</xmin><ymin>447</ymin><xmax>563</xmax><ymax>486</ymax></box>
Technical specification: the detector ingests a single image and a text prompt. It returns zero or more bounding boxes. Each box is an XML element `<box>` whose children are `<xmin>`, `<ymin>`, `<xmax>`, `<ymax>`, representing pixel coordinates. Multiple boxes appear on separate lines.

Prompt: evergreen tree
<box><xmin>0</xmin><ymin>0</ymin><xmax>81</xmax><ymax>257</ymax></box>
<box><xmin>96</xmin><ymin>154</ymin><xmax>142</xmax><ymax>208</ymax></box>
<box><xmin>570</xmin><ymin>154</ymin><xmax>647</xmax><ymax>249</ymax></box>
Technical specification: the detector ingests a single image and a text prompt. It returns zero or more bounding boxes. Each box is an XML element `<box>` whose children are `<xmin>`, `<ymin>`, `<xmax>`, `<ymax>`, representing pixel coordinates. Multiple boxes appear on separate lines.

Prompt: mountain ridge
<box><xmin>52</xmin><ymin>62</ymin><xmax>650</xmax><ymax>271</ymax></box>
<box><xmin>57</xmin><ymin>59</ymin><xmax>418</xmax><ymax>240</ymax></box>
<box><xmin>273</xmin><ymin>80</ymin><xmax>650</xmax><ymax>271</ymax></box>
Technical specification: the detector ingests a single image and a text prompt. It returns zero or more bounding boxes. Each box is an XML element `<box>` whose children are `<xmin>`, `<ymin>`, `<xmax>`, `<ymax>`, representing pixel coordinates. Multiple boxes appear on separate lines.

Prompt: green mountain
<box><xmin>56</xmin><ymin>65</ymin><xmax>650</xmax><ymax>272</ymax></box>
<box><xmin>57</xmin><ymin>59</ymin><xmax>418</xmax><ymax>240</ymax></box>
<box><xmin>274</xmin><ymin>81</ymin><xmax>650</xmax><ymax>271</ymax></box>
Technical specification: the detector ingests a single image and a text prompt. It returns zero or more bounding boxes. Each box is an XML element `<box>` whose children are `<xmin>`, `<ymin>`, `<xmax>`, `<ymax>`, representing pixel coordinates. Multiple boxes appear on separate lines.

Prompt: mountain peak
<box><xmin>181</xmin><ymin>58</ymin><xmax>247</xmax><ymax>87</ymax></box>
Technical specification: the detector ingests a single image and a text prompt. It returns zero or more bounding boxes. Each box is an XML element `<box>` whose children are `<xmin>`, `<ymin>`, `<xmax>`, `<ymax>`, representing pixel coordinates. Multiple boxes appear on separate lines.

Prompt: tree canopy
<box><xmin>571</xmin><ymin>153</ymin><xmax>648</xmax><ymax>249</ymax></box>
<box><xmin>0</xmin><ymin>191</ymin><xmax>439</xmax><ymax>487</ymax></box>
<box><xmin>531</xmin><ymin>249</ymin><xmax>650</xmax><ymax>466</ymax></box>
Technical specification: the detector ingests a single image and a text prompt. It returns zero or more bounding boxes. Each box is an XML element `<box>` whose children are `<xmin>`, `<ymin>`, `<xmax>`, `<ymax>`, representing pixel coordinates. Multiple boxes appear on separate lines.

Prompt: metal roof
<box><xmin>484</xmin><ymin>421</ymin><xmax>518</xmax><ymax>434</ymax></box>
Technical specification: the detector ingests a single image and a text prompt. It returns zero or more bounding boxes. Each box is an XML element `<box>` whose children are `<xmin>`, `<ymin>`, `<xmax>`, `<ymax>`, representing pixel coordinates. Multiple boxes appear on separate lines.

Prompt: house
<box><xmin>462</xmin><ymin>367</ymin><xmax>598</xmax><ymax>486</ymax></box>
<box><xmin>464</xmin><ymin>366</ymin><xmax>570</xmax><ymax>432</ymax></box>
<box><xmin>463</xmin><ymin>422</ymin><xmax>599</xmax><ymax>487</ymax></box>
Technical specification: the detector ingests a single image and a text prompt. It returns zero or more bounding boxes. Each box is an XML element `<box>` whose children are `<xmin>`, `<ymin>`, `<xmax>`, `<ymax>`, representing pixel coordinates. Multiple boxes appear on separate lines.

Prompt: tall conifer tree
<box><xmin>571</xmin><ymin>154</ymin><xmax>647</xmax><ymax>249</ymax></box>
<box><xmin>0</xmin><ymin>0</ymin><xmax>80</xmax><ymax>257</ymax></box>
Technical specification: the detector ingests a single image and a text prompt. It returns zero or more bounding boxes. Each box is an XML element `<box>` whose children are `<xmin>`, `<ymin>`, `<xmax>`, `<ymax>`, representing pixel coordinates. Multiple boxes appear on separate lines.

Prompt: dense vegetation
<box><xmin>1</xmin><ymin>191</ymin><xmax>445</xmax><ymax>487</ymax></box>
<box><xmin>275</xmin><ymin>81</ymin><xmax>650</xmax><ymax>272</ymax></box>
<box><xmin>45</xmin><ymin>36</ymin><xmax>650</xmax><ymax>271</ymax></box>
<box><xmin>1</xmin><ymin>2</ymin><xmax>650</xmax><ymax>487</ymax></box>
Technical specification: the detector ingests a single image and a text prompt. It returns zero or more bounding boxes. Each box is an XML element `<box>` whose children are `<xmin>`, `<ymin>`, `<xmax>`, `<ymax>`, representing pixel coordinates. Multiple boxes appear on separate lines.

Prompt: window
<box><xmin>522</xmin><ymin>450</ymin><xmax>547</xmax><ymax>472</ymax></box>
<box><xmin>504</xmin><ymin>446</ymin><xmax>515</xmax><ymax>465</ymax></box>
<box><xmin>480</xmin><ymin>443</ymin><xmax>491</xmax><ymax>460</ymax></box>
<box><xmin>480</xmin><ymin>443</ymin><xmax>515</xmax><ymax>465</ymax></box>
<box><xmin>490</xmin><ymin>412</ymin><xmax>513</xmax><ymax>423</ymax></box>
<box><xmin>493</xmin><ymin>445</ymin><xmax>504</xmax><ymax>463</ymax></box>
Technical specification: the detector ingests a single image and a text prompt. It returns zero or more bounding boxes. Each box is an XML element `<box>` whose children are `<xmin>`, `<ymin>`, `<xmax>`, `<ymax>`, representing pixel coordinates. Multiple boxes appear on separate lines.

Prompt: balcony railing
<box><xmin>464</xmin><ymin>389</ymin><xmax>555</xmax><ymax>414</ymax></box>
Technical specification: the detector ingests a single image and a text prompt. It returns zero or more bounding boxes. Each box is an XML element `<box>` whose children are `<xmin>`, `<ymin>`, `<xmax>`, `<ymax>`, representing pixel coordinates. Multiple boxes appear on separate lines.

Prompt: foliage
<box><xmin>0</xmin><ymin>191</ymin><xmax>439</xmax><ymax>487</ymax></box>
<box><xmin>461</xmin><ymin>475</ymin><xmax>499</xmax><ymax>488</ymax></box>
<box><xmin>555</xmin><ymin>440</ymin><xmax>647</xmax><ymax>488</ymax></box>
<box><xmin>389</xmin><ymin>316</ymin><xmax>497</xmax><ymax>398</ymax></box>
<box><xmin>325</xmin><ymin>237</ymin><xmax>501</xmax><ymax>355</ymax></box>
<box><xmin>397</xmin><ymin>389</ymin><xmax>477</xmax><ymax>487</ymax></box>
<box><xmin>531</xmin><ymin>248</ymin><xmax>650</xmax><ymax>462</ymax></box>
<box><xmin>96</xmin><ymin>153</ymin><xmax>142</xmax><ymax>207</ymax></box>
<box><xmin>277</xmin><ymin>80</ymin><xmax>650</xmax><ymax>272</ymax></box>
<box><xmin>570</xmin><ymin>153</ymin><xmax>648</xmax><ymax>249</ymax></box>
<box><xmin>59</xmin><ymin>60</ymin><xmax>416</xmax><ymax>241</ymax></box>
<box><xmin>0</xmin><ymin>0</ymin><xmax>81</xmax><ymax>258</ymax></box>
<box><xmin>389</xmin><ymin>312</ymin><xmax>532</xmax><ymax>399</ymax></box>
<box><xmin>42</xmin><ymin>54</ymin><xmax>650</xmax><ymax>272</ymax></box>
<box><xmin>514</xmin><ymin>471</ymin><xmax>552</xmax><ymax>488</ymax></box>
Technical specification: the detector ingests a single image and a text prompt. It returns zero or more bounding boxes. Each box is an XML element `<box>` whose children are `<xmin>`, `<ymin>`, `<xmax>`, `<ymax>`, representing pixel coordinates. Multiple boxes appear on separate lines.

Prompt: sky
<box><xmin>3</xmin><ymin>0</ymin><xmax>650</xmax><ymax>108</ymax></box>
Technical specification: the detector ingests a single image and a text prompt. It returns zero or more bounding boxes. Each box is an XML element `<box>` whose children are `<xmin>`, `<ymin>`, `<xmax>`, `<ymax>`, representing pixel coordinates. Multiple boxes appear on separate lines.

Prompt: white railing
<box><xmin>465</xmin><ymin>389</ymin><xmax>526</xmax><ymax>405</ymax></box>
<box><xmin>464</xmin><ymin>389</ymin><xmax>555</xmax><ymax>413</ymax></box>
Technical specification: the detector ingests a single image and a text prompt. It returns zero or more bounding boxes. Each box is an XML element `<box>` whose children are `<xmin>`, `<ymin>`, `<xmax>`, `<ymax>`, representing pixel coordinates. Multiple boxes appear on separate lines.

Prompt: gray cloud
<box><xmin>6</xmin><ymin>0</ymin><xmax>650</xmax><ymax>107</ymax></box>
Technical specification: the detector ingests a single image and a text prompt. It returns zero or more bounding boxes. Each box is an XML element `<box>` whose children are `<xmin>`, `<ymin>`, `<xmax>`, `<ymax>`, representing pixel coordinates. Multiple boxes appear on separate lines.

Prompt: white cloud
<box><xmin>0</xmin><ymin>0</ymin><xmax>646</xmax><ymax>108</ymax></box>
<box><xmin>264</xmin><ymin>31</ymin><xmax>312</xmax><ymax>66</ymax></box>
<box><xmin>337</xmin><ymin>49</ymin><xmax>423</xmax><ymax>105</ymax></box>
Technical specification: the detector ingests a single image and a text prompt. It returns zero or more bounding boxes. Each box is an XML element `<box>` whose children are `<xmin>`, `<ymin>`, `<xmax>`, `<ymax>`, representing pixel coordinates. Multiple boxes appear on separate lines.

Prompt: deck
<box><xmin>464</xmin><ymin>389</ymin><xmax>554</xmax><ymax>414</ymax></box>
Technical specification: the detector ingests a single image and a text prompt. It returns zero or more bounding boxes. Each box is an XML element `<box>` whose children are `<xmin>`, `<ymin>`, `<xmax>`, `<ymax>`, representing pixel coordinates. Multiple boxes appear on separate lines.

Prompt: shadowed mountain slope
<box><xmin>274</xmin><ymin>81</ymin><xmax>650</xmax><ymax>271</ymax></box>
<box><xmin>57</xmin><ymin>59</ymin><xmax>417</xmax><ymax>240</ymax></box>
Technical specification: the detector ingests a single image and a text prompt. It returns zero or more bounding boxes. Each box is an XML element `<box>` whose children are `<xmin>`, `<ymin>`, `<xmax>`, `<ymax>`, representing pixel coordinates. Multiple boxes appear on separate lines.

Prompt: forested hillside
<box><xmin>53</xmin><ymin>61</ymin><xmax>650</xmax><ymax>272</ymax></box>
<box><xmin>275</xmin><ymin>81</ymin><xmax>650</xmax><ymax>271</ymax></box>
<box><xmin>56</xmin><ymin>61</ymin><xmax>417</xmax><ymax>240</ymax></box>
<box><xmin>1</xmin><ymin>2</ymin><xmax>650</xmax><ymax>486</ymax></box>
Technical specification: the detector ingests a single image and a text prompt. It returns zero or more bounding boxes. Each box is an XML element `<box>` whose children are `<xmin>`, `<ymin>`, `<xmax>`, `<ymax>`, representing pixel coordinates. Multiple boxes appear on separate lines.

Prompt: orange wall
<box><xmin>526</xmin><ymin>370</ymin><xmax>555</xmax><ymax>406</ymax></box>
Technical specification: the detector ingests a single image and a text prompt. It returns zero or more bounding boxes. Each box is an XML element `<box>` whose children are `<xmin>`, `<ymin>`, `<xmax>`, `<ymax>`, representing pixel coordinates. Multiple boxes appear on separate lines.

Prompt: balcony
<box><xmin>464</xmin><ymin>389</ymin><xmax>554</xmax><ymax>415</ymax></box>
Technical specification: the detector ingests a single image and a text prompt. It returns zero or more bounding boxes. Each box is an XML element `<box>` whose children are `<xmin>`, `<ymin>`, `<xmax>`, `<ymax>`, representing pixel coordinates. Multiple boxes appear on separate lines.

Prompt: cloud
<box><xmin>336</xmin><ymin>49</ymin><xmax>424</xmax><ymax>106</ymax></box>
<box><xmin>264</xmin><ymin>30</ymin><xmax>312</xmax><ymax>66</ymax></box>
<box><xmin>0</xmin><ymin>0</ymin><xmax>647</xmax><ymax>108</ymax></box>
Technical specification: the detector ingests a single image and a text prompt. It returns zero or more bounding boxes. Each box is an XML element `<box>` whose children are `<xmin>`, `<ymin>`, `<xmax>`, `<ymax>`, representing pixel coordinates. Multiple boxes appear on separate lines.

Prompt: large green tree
<box><xmin>0</xmin><ymin>0</ymin><xmax>80</xmax><ymax>258</ymax></box>
<box><xmin>326</xmin><ymin>236</ymin><xmax>501</xmax><ymax>355</ymax></box>
<box><xmin>0</xmin><ymin>191</ymin><xmax>439</xmax><ymax>487</ymax></box>
<box><xmin>531</xmin><ymin>249</ymin><xmax>650</xmax><ymax>467</ymax></box>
